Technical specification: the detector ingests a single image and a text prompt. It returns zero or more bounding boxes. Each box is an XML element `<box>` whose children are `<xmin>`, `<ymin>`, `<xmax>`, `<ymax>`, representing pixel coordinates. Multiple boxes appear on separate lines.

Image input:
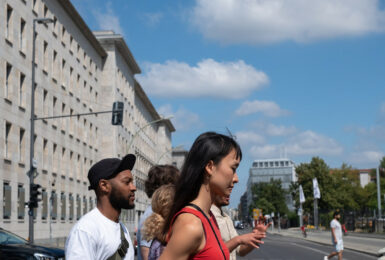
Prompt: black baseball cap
<box><xmin>88</xmin><ymin>154</ymin><xmax>136</xmax><ymax>190</ymax></box>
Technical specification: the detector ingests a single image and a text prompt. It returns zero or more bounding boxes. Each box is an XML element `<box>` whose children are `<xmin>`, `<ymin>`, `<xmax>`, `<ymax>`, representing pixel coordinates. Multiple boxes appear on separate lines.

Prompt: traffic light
<box><xmin>29</xmin><ymin>184</ymin><xmax>41</xmax><ymax>208</ymax></box>
<box><xmin>112</xmin><ymin>101</ymin><xmax>124</xmax><ymax>125</ymax></box>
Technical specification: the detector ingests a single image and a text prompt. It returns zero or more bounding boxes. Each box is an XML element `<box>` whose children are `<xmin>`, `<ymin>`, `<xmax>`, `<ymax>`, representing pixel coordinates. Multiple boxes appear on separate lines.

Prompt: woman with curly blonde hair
<box><xmin>141</xmin><ymin>184</ymin><xmax>175</xmax><ymax>260</ymax></box>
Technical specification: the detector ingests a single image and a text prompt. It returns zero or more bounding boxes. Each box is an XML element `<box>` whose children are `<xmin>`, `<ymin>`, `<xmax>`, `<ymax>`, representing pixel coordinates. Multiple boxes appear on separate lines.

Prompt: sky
<box><xmin>72</xmin><ymin>0</ymin><xmax>385</xmax><ymax>208</ymax></box>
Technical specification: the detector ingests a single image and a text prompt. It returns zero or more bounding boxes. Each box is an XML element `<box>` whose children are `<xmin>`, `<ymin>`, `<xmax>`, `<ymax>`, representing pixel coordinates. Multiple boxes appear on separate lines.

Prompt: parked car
<box><xmin>235</xmin><ymin>222</ymin><xmax>244</xmax><ymax>229</ymax></box>
<box><xmin>0</xmin><ymin>228</ymin><xmax>64</xmax><ymax>259</ymax></box>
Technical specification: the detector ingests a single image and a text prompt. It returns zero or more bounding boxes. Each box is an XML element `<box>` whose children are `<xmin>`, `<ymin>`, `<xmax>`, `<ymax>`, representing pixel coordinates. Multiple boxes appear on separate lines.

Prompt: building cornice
<box><xmin>94</xmin><ymin>31</ymin><xmax>141</xmax><ymax>75</ymax></box>
<box><xmin>58</xmin><ymin>0</ymin><xmax>107</xmax><ymax>58</ymax></box>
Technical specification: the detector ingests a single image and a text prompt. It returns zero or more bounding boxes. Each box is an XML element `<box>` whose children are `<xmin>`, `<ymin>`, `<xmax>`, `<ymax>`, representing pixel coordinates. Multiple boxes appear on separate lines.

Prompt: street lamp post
<box><xmin>127</xmin><ymin>116</ymin><xmax>173</xmax><ymax>152</ymax></box>
<box><xmin>29</xmin><ymin>18</ymin><xmax>54</xmax><ymax>243</ymax></box>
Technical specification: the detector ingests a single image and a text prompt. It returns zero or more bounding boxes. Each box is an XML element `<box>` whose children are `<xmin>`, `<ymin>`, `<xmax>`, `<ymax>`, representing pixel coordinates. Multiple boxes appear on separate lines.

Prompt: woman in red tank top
<box><xmin>159</xmin><ymin>132</ymin><xmax>242</xmax><ymax>260</ymax></box>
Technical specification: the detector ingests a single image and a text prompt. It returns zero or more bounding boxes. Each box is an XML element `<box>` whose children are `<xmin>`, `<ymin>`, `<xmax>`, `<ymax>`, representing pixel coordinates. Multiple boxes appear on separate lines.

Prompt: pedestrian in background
<box><xmin>211</xmin><ymin>196</ymin><xmax>268</xmax><ymax>260</ymax></box>
<box><xmin>137</xmin><ymin>165</ymin><xmax>179</xmax><ymax>260</ymax></box>
<box><xmin>141</xmin><ymin>184</ymin><xmax>176</xmax><ymax>260</ymax></box>
<box><xmin>65</xmin><ymin>154</ymin><xmax>137</xmax><ymax>260</ymax></box>
<box><xmin>324</xmin><ymin>211</ymin><xmax>344</xmax><ymax>260</ymax></box>
<box><xmin>159</xmin><ymin>132</ymin><xmax>242</xmax><ymax>260</ymax></box>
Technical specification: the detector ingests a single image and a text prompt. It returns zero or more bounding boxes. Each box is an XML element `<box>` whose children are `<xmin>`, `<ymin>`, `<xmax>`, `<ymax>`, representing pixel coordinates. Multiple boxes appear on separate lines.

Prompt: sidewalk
<box><xmin>268</xmin><ymin>228</ymin><xmax>385</xmax><ymax>256</ymax></box>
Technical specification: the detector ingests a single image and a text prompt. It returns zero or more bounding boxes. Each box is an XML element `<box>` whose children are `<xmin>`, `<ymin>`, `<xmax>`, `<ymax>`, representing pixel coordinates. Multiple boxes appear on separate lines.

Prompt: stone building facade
<box><xmin>0</xmin><ymin>0</ymin><xmax>174</xmax><ymax>240</ymax></box>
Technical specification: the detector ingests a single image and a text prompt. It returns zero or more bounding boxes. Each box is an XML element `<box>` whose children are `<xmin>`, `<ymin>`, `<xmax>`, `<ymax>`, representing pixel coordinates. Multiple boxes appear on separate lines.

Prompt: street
<box><xmin>239</xmin><ymin>233</ymin><xmax>377</xmax><ymax>260</ymax></box>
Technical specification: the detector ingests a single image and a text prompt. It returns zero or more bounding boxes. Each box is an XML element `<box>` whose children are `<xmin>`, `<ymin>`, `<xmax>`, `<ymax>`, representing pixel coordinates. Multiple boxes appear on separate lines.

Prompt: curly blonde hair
<box><xmin>142</xmin><ymin>184</ymin><xmax>175</xmax><ymax>243</ymax></box>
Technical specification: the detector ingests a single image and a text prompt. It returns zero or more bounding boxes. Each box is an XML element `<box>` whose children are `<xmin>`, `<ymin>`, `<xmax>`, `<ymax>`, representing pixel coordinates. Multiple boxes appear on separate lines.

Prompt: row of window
<box><xmin>2</xmin><ymin>182</ymin><xmax>136</xmax><ymax>222</ymax></box>
<box><xmin>5</xmin><ymin>1</ymin><xmax>99</xmax><ymax>79</ymax></box>
<box><xmin>252</xmin><ymin>160</ymin><xmax>292</xmax><ymax>168</ymax></box>
<box><xmin>3</xmin><ymin>121</ymin><xmax>94</xmax><ymax>180</ymax></box>
<box><xmin>3</xmin><ymin>182</ymin><xmax>94</xmax><ymax>221</ymax></box>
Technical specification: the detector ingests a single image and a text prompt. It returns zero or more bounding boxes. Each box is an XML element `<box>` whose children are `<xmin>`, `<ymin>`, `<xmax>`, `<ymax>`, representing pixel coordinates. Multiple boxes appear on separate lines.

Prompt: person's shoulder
<box><xmin>73</xmin><ymin>208</ymin><xmax>103</xmax><ymax>232</ymax></box>
<box><xmin>173</xmin><ymin>212</ymin><xmax>204</xmax><ymax>239</ymax></box>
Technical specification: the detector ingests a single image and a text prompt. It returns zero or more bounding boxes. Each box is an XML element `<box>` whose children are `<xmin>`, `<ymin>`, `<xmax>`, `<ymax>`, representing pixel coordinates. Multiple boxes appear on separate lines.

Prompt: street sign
<box><xmin>32</xmin><ymin>158</ymin><xmax>38</xmax><ymax>169</ymax></box>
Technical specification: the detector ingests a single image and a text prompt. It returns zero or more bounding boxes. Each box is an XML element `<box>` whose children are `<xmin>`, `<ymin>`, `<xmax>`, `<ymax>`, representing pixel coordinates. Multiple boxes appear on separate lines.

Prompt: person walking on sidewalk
<box><xmin>65</xmin><ymin>154</ymin><xmax>137</xmax><ymax>260</ymax></box>
<box><xmin>324</xmin><ymin>211</ymin><xmax>343</xmax><ymax>260</ymax></box>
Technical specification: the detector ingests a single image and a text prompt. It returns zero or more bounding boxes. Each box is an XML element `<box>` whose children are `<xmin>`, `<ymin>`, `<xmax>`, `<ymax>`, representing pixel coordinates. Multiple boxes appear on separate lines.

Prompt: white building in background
<box><xmin>246</xmin><ymin>158</ymin><xmax>296</xmax><ymax>212</ymax></box>
<box><xmin>0</xmin><ymin>0</ymin><xmax>174</xmax><ymax>241</ymax></box>
<box><xmin>172</xmin><ymin>145</ymin><xmax>188</xmax><ymax>170</ymax></box>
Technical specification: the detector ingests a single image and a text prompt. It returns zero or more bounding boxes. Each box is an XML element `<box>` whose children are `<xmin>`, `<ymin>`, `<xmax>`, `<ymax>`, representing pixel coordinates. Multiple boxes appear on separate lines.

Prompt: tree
<box><xmin>249</xmin><ymin>178</ymin><xmax>288</xmax><ymax>216</ymax></box>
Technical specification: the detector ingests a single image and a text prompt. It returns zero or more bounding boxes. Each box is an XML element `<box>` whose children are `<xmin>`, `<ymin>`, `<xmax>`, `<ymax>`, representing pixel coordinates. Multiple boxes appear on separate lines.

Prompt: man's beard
<box><xmin>109</xmin><ymin>186</ymin><xmax>135</xmax><ymax>210</ymax></box>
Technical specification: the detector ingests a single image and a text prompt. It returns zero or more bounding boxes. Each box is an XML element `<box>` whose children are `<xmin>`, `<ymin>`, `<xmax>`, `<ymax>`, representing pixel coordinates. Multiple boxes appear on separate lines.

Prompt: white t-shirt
<box><xmin>65</xmin><ymin>208</ymin><xmax>134</xmax><ymax>260</ymax></box>
<box><xmin>330</xmin><ymin>219</ymin><xmax>342</xmax><ymax>242</ymax></box>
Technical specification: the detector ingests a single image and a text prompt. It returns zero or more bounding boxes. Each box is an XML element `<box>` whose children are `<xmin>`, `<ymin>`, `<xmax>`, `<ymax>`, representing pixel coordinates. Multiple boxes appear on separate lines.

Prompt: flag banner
<box><xmin>313</xmin><ymin>178</ymin><xmax>321</xmax><ymax>199</ymax></box>
<box><xmin>299</xmin><ymin>185</ymin><xmax>306</xmax><ymax>203</ymax></box>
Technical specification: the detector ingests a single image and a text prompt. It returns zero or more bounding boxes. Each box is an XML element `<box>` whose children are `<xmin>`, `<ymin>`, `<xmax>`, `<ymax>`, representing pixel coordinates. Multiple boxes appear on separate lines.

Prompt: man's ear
<box><xmin>205</xmin><ymin>160</ymin><xmax>215</xmax><ymax>177</ymax></box>
<box><xmin>98</xmin><ymin>179</ymin><xmax>111</xmax><ymax>194</ymax></box>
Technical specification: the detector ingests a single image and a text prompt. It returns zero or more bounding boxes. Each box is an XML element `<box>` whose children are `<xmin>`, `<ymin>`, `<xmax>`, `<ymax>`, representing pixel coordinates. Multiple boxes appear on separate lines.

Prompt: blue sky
<box><xmin>72</xmin><ymin>0</ymin><xmax>385</xmax><ymax>208</ymax></box>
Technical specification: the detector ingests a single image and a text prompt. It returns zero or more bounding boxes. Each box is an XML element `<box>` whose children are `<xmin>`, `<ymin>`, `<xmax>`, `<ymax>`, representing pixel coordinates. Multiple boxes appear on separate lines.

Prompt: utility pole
<box><xmin>29</xmin><ymin>17</ymin><xmax>54</xmax><ymax>243</ymax></box>
<box><xmin>377</xmin><ymin>167</ymin><xmax>382</xmax><ymax>219</ymax></box>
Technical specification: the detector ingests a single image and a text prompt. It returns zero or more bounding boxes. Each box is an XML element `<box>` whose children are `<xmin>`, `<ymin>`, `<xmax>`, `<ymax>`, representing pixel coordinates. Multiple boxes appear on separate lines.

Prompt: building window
<box><xmin>32</xmin><ymin>0</ymin><xmax>38</xmax><ymax>14</ymax></box>
<box><xmin>83</xmin><ymin>196</ymin><xmax>87</xmax><ymax>214</ymax></box>
<box><xmin>69</xmin><ymin>193</ymin><xmax>74</xmax><ymax>220</ymax></box>
<box><xmin>43</xmin><ymin>41</ymin><xmax>48</xmax><ymax>72</ymax></box>
<box><xmin>61</xmin><ymin>147</ymin><xmax>66</xmax><ymax>175</ymax></box>
<box><xmin>19</xmin><ymin>72</ymin><xmax>26</xmax><ymax>107</ymax></box>
<box><xmin>76</xmin><ymin>195</ymin><xmax>81</xmax><ymax>220</ymax></box>
<box><xmin>52</xmin><ymin>96</ymin><xmax>57</xmax><ymax>126</ymax></box>
<box><xmin>51</xmin><ymin>191</ymin><xmax>57</xmax><ymax>220</ymax></box>
<box><xmin>19</xmin><ymin>128</ymin><xmax>25</xmax><ymax>163</ymax></box>
<box><xmin>52</xmin><ymin>143</ymin><xmax>57</xmax><ymax>173</ymax></box>
<box><xmin>60</xmin><ymin>192</ymin><xmax>66</xmax><ymax>220</ymax></box>
<box><xmin>18</xmin><ymin>184</ymin><xmax>25</xmax><ymax>219</ymax></box>
<box><xmin>43</xmin><ymin>4</ymin><xmax>48</xmax><ymax>18</ymax></box>
<box><xmin>43</xmin><ymin>138</ymin><xmax>48</xmax><ymax>170</ymax></box>
<box><xmin>3</xmin><ymin>182</ymin><xmax>11</xmax><ymax>219</ymax></box>
<box><xmin>5</xmin><ymin>122</ymin><xmax>11</xmax><ymax>159</ymax></box>
<box><xmin>42</xmin><ymin>189</ymin><xmax>48</xmax><ymax>220</ymax></box>
<box><xmin>6</xmin><ymin>5</ymin><xmax>13</xmax><ymax>41</ymax></box>
<box><xmin>43</xmin><ymin>89</ymin><xmax>48</xmax><ymax>116</ymax></box>
<box><xmin>5</xmin><ymin>63</ymin><xmax>12</xmax><ymax>100</ymax></box>
<box><xmin>61</xmin><ymin>59</ymin><xmax>66</xmax><ymax>87</ymax></box>
<box><xmin>20</xmin><ymin>18</ymin><xmax>26</xmax><ymax>52</ymax></box>
<box><xmin>61</xmin><ymin>103</ymin><xmax>66</xmax><ymax>132</ymax></box>
<box><xmin>52</xmin><ymin>50</ymin><xmax>58</xmax><ymax>80</ymax></box>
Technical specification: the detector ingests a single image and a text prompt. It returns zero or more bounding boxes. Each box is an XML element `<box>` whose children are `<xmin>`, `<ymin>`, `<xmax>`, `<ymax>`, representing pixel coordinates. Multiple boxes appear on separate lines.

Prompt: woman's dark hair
<box><xmin>145</xmin><ymin>165</ymin><xmax>180</xmax><ymax>198</ymax></box>
<box><xmin>163</xmin><ymin>131</ymin><xmax>242</xmax><ymax>234</ymax></box>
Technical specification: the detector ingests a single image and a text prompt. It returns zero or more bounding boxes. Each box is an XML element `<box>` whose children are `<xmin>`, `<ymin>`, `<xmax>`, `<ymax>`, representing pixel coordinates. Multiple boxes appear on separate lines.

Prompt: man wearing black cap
<box><xmin>65</xmin><ymin>154</ymin><xmax>137</xmax><ymax>260</ymax></box>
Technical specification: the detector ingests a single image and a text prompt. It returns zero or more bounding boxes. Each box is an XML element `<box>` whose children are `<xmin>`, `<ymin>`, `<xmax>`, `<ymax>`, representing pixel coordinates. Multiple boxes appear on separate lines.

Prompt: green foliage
<box><xmin>289</xmin><ymin>156</ymin><xmax>385</xmax><ymax>216</ymax></box>
<box><xmin>249</xmin><ymin>178</ymin><xmax>288</xmax><ymax>215</ymax></box>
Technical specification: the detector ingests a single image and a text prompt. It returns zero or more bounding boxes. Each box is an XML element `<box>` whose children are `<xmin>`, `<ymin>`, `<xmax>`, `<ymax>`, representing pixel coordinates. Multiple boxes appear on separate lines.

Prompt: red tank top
<box><xmin>168</xmin><ymin>207</ymin><xmax>230</xmax><ymax>260</ymax></box>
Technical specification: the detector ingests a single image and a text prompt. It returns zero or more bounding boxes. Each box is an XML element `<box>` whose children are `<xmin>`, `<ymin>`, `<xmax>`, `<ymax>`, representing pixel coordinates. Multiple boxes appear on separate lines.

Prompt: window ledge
<box><xmin>4</xmin><ymin>158</ymin><xmax>12</xmax><ymax>164</ymax></box>
<box><xmin>43</xmin><ymin>69</ymin><xmax>48</xmax><ymax>76</ymax></box>
<box><xmin>52</xmin><ymin>77</ymin><xmax>58</xmax><ymax>84</ymax></box>
<box><xmin>19</xmin><ymin>50</ymin><xmax>26</xmax><ymax>58</ymax></box>
<box><xmin>4</xmin><ymin>98</ymin><xmax>12</xmax><ymax>105</ymax></box>
<box><xmin>18</xmin><ymin>162</ymin><xmax>25</xmax><ymax>168</ymax></box>
<box><xmin>5</xmin><ymin>38</ymin><xmax>13</xmax><ymax>47</ymax></box>
<box><xmin>18</xmin><ymin>106</ymin><xmax>26</xmax><ymax>112</ymax></box>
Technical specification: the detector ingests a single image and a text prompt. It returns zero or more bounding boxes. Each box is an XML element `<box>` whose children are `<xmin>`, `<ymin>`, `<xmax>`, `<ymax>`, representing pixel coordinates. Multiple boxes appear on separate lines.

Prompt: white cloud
<box><xmin>191</xmin><ymin>0</ymin><xmax>385</xmax><ymax>44</ymax></box>
<box><xmin>94</xmin><ymin>2</ymin><xmax>124</xmax><ymax>35</ymax></box>
<box><xmin>247</xmin><ymin>130</ymin><xmax>343</xmax><ymax>159</ymax></box>
<box><xmin>157</xmin><ymin>104</ymin><xmax>202</xmax><ymax>131</ymax></box>
<box><xmin>235</xmin><ymin>100</ymin><xmax>290</xmax><ymax>117</ymax></box>
<box><xmin>252</xmin><ymin>121</ymin><xmax>297</xmax><ymax>136</ymax></box>
<box><xmin>287</xmin><ymin>131</ymin><xmax>343</xmax><ymax>156</ymax></box>
<box><xmin>349</xmin><ymin>150</ymin><xmax>384</xmax><ymax>164</ymax></box>
<box><xmin>137</xmin><ymin>59</ymin><xmax>269</xmax><ymax>99</ymax></box>
<box><xmin>143</xmin><ymin>12</ymin><xmax>164</xmax><ymax>27</ymax></box>
<box><xmin>235</xmin><ymin>131</ymin><xmax>265</xmax><ymax>147</ymax></box>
